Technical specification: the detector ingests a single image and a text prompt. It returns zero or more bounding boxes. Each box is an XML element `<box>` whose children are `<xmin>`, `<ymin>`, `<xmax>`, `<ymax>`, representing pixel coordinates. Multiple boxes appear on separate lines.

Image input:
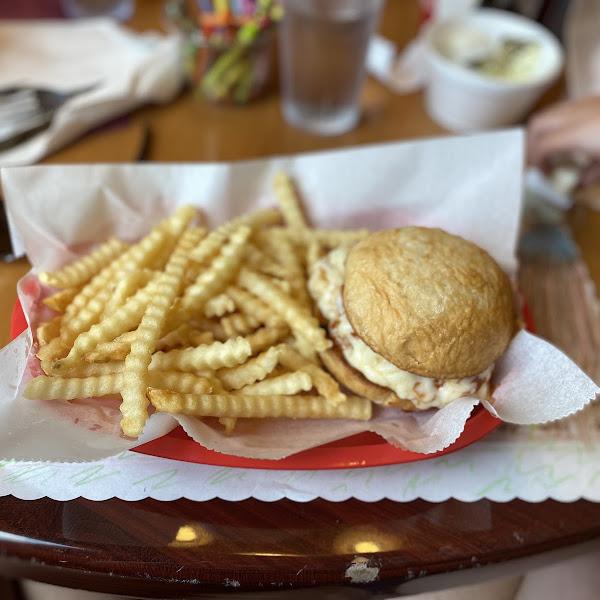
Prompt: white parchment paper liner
<box><xmin>0</xmin><ymin>130</ymin><xmax>597</xmax><ymax>466</ymax></box>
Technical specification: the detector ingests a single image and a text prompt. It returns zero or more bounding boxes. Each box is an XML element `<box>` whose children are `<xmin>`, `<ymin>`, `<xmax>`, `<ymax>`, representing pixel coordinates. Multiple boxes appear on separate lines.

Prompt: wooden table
<box><xmin>0</xmin><ymin>1</ymin><xmax>599</xmax><ymax>598</ymax></box>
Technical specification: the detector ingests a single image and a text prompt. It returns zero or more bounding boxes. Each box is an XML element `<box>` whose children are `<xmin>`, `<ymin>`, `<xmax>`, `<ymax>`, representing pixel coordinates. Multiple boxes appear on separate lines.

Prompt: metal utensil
<box><xmin>0</xmin><ymin>199</ymin><xmax>16</xmax><ymax>262</ymax></box>
<box><xmin>0</xmin><ymin>85</ymin><xmax>95</xmax><ymax>152</ymax></box>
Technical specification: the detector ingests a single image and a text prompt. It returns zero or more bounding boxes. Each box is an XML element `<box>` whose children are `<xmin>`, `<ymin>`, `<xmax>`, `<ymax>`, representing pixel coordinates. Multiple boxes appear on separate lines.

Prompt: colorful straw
<box><xmin>195</xmin><ymin>0</ymin><xmax>281</xmax><ymax>104</ymax></box>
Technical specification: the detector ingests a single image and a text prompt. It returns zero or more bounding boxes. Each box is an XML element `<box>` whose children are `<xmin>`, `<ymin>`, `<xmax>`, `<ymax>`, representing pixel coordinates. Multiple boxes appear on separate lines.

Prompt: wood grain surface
<box><xmin>0</xmin><ymin>496</ymin><xmax>599</xmax><ymax>597</ymax></box>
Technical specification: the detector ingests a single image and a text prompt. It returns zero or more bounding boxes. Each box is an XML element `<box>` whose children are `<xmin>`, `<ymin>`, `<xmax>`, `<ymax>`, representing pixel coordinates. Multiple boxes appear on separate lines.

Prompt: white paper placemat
<box><xmin>0</xmin><ymin>437</ymin><xmax>597</xmax><ymax>502</ymax></box>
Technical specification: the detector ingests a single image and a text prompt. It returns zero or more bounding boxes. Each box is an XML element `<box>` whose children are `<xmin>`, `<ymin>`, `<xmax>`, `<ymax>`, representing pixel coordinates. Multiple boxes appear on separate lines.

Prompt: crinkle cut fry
<box><xmin>243</xmin><ymin>325</ymin><xmax>290</xmax><ymax>354</ymax></box>
<box><xmin>121</xmin><ymin>226</ymin><xmax>205</xmax><ymax>438</ymax></box>
<box><xmin>163</xmin><ymin>224</ymin><xmax>252</xmax><ymax>334</ymax></box>
<box><xmin>60</xmin><ymin>205</ymin><xmax>196</xmax><ymax>345</ymax></box>
<box><xmin>85</xmin><ymin>329</ymin><xmax>212</xmax><ymax>362</ymax></box>
<box><xmin>217</xmin><ymin>345</ymin><xmax>280</xmax><ymax>390</ymax></box>
<box><xmin>37</xmin><ymin>315</ymin><xmax>62</xmax><ymax>346</ymax></box>
<box><xmin>244</xmin><ymin>243</ymin><xmax>290</xmax><ymax>280</ymax></box>
<box><xmin>148</xmin><ymin>371</ymin><xmax>215</xmax><ymax>395</ymax></box>
<box><xmin>27</xmin><ymin>194</ymin><xmax>379</xmax><ymax>440</ymax></box>
<box><xmin>272</xmin><ymin>171</ymin><xmax>308</xmax><ymax>230</ymax></box>
<box><xmin>156</xmin><ymin>325</ymin><xmax>214</xmax><ymax>351</ymax></box>
<box><xmin>64</xmin><ymin>205</ymin><xmax>194</xmax><ymax>322</ymax></box>
<box><xmin>220</xmin><ymin>312</ymin><xmax>260</xmax><ymax>337</ymax></box>
<box><xmin>150</xmin><ymin>337</ymin><xmax>252</xmax><ymax>372</ymax></box>
<box><xmin>84</xmin><ymin>340</ymin><xmax>131</xmax><ymax>363</ymax></box>
<box><xmin>219</xmin><ymin>416</ymin><xmax>237</xmax><ymax>435</ymax></box>
<box><xmin>24</xmin><ymin>373</ymin><xmax>122</xmax><ymax>400</ymax></box>
<box><xmin>53</xmin><ymin>276</ymin><xmax>161</xmax><ymax>372</ymax></box>
<box><xmin>22</xmin><ymin>370</ymin><xmax>215</xmax><ymax>401</ymax></box>
<box><xmin>148</xmin><ymin>390</ymin><xmax>373</xmax><ymax>420</ymax></box>
<box><xmin>237</xmin><ymin>268</ymin><xmax>331</xmax><ymax>352</ymax></box>
<box><xmin>102</xmin><ymin>269</ymin><xmax>156</xmax><ymax>318</ymax></box>
<box><xmin>238</xmin><ymin>371</ymin><xmax>312</xmax><ymax>395</ymax></box>
<box><xmin>190</xmin><ymin>208</ymin><xmax>281</xmax><ymax>264</ymax></box>
<box><xmin>270</xmin><ymin>226</ymin><xmax>370</xmax><ymax>247</ymax></box>
<box><xmin>306</xmin><ymin>238</ymin><xmax>324</xmax><ymax>275</ymax></box>
<box><xmin>191</xmin><ymin>317</ymin><xmax>229</xmax><ymax>342</ymax></box>
<box><xmin>204</xmin><ymin>292</ymin><xmax>235</xmax><ymax>318</ymax></box>
<box><xmin>113</xmin><ymin>331</ymin><xmax>137</xmax><ymax>343</ymax></box>
<box><xmin>38</xmin><ymin>237</ymin><xmax>128</xmax><ymax>288</ymax></box>
<box><xmin>43</xmin><ymin>286</ymin><xmax>82</xmax><ymax>314</ymax></box>
<box><xmin>58</xmin><ymin>361</ymin><xmax>124</xmax><ymax>377</ymax></box>
<box><xmin>291</xmin><ymin>335</ymin><xmax>320</xmax><ymax>364</ymax></box>
<box><xmin>254</xmin><ymin>228</ymin><xmax>311</xmax><ymax>308</ymax></box>
<box><xmin>226</xmin><ymin>285</ymin><xmax>286</xmax><ymax>328</ymax></box>
<box><xmin>278</xmin><ymin>345</ymin><xmax>347</xmax><ymax>406</ymax></box>
<box><xmin>37</xmin><ymin>336</ymin><xmax>68</xmax><ymax>375</ymax></box>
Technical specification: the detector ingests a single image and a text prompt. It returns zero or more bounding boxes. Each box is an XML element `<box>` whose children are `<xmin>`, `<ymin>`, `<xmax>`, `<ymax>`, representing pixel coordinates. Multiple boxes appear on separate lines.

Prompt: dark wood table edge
<box><xmin>0</xmin><ymin>497</ymin><xmax>598</xmax><ymax>598</ymax></box>
<box><xmin>2</xmin><ymin>538</ymin><xmax>599</xmax><ymax>599</ymax></box>
<box><xmin>398</xmin><ymin>537</ymin><xmax>600</xmax><ymax>597</ymax></box>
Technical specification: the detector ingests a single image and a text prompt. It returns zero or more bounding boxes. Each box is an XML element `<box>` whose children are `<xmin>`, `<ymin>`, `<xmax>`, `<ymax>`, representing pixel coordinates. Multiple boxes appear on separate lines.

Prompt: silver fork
<box><xmin>0</xmin><ymin>85</ymin><xmax>95</xmax><ymax>152</ymax></box>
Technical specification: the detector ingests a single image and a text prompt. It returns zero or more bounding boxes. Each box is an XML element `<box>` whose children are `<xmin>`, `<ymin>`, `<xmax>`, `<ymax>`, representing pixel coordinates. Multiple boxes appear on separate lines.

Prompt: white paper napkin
<box><xmin>366</xmin><ymin>33</ymin><xmax>430</xmax><ymax>94</ymax></box>
<box><xmin>365</xmin><ymin>0</ymin><xmax>481</xmax><ymax>94</ymax></box>
<box><xmin>0</xmin><ymin>18</ymin><xmax>183</xmax><ymax>166</ymax></box>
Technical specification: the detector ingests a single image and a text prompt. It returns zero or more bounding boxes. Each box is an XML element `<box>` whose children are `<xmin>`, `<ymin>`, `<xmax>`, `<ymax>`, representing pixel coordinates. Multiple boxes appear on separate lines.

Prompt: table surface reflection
<box><xmin>0</xmin><ymin>1</ymin><xmax>598</xmax><ymax>598</ymax></box>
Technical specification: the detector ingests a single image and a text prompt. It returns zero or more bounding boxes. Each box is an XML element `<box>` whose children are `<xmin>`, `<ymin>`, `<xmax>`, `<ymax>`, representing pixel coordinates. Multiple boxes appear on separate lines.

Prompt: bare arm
<box><xmin>527</xmin><ymin>96</ymin><xmax>600</xmax><ymax>186</ymax></box>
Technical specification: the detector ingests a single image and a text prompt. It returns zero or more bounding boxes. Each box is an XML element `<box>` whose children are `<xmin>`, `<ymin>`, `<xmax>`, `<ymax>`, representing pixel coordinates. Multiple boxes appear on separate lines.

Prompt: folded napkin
<box><xmin>366</xmin><ymin>33</ymin><xmax>430</xmax><ymax>94</ymax></box>
<box><xmin>364</xmin><ymin>0</ymin><xmax>480</xmax><ymax>95</ymax></box>
<box><xmin>0</xmin><ymin>18</ymin><xmax>183</xmax><ymax>166</ymax></box>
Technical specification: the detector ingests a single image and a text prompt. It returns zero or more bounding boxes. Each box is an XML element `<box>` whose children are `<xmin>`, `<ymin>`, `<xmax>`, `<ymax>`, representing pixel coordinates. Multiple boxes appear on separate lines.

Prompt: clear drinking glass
<box><xmin>278</xmin><ymin>0</ymin><xmax>384</xmax><ymax>136</ymax></box>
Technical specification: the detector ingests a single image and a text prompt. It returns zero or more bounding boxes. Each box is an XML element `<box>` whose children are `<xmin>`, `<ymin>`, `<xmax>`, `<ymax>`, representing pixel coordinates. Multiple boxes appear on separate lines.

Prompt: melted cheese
<box><xmin>308</xmin><ymin>246</ymin><xmax>492</xmax><ymax>409</ymax></box>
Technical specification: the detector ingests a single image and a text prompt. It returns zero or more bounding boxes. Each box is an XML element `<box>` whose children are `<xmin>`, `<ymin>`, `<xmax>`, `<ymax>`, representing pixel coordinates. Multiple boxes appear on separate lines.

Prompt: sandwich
<box><xmin>308</xmin><ymin>226</ymin><xmax>516</xmax><ymax>411</ymax></box>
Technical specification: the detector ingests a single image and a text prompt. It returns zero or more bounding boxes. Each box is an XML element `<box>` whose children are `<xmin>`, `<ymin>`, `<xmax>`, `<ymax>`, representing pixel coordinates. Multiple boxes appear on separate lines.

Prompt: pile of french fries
<box><xmin>23</xmin><ymin>172</ymin><xmax>372</xmax><ymax>438</ymax></box>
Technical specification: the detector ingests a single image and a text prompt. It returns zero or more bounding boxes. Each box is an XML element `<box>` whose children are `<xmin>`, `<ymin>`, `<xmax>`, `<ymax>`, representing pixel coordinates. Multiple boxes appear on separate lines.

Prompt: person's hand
<box><xmin>527</xmin><ymin>96</ymin><xmax>600</xmax><ymax>186</ymax></box>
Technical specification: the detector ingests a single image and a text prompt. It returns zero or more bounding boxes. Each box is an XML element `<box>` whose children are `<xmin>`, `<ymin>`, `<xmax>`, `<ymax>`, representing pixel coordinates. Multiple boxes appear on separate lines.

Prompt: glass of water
<box><xmin>278</xmin><ymin>0</ymin><xmax>384</xmax><ymax>136</ymax></box>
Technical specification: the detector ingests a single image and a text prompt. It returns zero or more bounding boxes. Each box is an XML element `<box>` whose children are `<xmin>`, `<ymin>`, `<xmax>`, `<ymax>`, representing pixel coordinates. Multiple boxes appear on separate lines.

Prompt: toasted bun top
<box><xmin>343</xmin><ymin>227</ymin><xmax>515</xmax><ymax>379</ymax></box>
